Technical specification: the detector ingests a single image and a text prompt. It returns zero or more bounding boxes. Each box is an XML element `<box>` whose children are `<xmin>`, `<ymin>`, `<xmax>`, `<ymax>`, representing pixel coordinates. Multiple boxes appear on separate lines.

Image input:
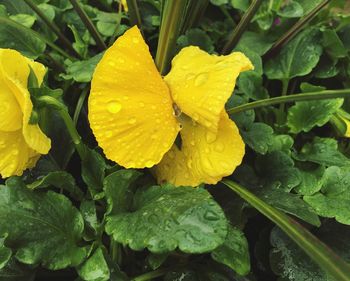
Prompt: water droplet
<box><xmin>187</xmin><ymin>160</ymin><xmax>193</xmax><ymax>169</ymax></box>
<box><xmin>105</xmin><ymin>131</ymin><xmax>113</xmax><ymax>138</ymax></box>
<box><xmin>128</xmin><ymin>117</ymin><xmax>136</xmax><ymax>124</ymax></box>
<box><xmin>12</xmin><ymin>149</ymin><xmax>19</xmax><ymax>156</ymax></box>
<box><xmin>132</xmin><ymin>37</ymin><xmax>139</xmax><ymax>43</ymax></box>
<box><xmin>186</xmin><ymin>73</ymin><xmax>195</xmax><ymax>81</ymax></box>
<box><xmin>156</xmin><ymin>119</ymin><xmax>161</xmax><ymax>124</ymax></box>
<box><xmin>107</xmin><ymin>101</ymin><xmax>122</xmax><ymax>114</ymax></box>
<box><xmin>194</xmin><ymin>73</ymin><xmax>208</xmax><ymax>86</ymax></box>
<box><xmin>145</xmin><ymin>160</ymin><xmax>153</xmax><ymax>167</ymax></box>
<box><xmin>193</xmin><ymin>113</ymin><xmax>199</xmax><ymax>121</ymax></box>
<box><xmin>151</xmin><ymin>133</ymin><xmax>157</xmax><ymax>140</ymax></box>
<box><xmin>204</xmin><ymin>210</ymin><xmax>220</xmax><ymax>221</ymax></box>
<box><xmin>190</xmin><ymin>140</ymin><xmax>195</xmax><ymax>146</ymax></box>
<box><xmin>206</xmin><ymin>131</ymin><xmax>217</xmax><ymax>143</ymax></box>
<box><xmin>151</xmin><ymin>105</ymin><xmax>156</xmax><ymax>110</ymax></box>
<box><xmin>214</xmin><ymin>143</ymin><xmax>224</xmax><ymax>152</ymax></box>
<box><xmin>118</xmin><ymin>58</ymin><xmax>125</xmax><ymax>63</ymax></box>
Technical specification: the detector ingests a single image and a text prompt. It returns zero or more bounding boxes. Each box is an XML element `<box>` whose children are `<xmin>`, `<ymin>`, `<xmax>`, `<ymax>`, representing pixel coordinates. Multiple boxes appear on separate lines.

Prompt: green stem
<box><xmin>227</xmin><ymin>89</ymin><xmax>350</xmax><ymax>115</ymax></box>
<box><xmin>37</xmin><ymin>96</ymin><xmax>86</xmax><ymax>159</ymax></box>
<box><xmin>0</xmin><ymin>17</ymin><xmax>73</xmax><ymax>60</ymax></box>
<box><xmin>221</xmin><ymin>0</ymin><xmax>263</xmax><ymax>55</ymax></box>
<box><xmin>277</xmin><ymin>79</ymin><xmax>289</xmax><ymax>123</ymax></box>
<box><xmin>263</xmin><ymin>0</ymin><xmax>331</xmax><ymax>59</ymax></box>
<box><xmin>68</xmin><ymin>0</ymin><xmax>107</xmax><ymax>51</ymax></box>
<box><xmin>73</xmin><ymin>87</ymin><xmax>89</xmax><ymax>125</ymax></box>
<box><xmin>23</xmin><ymin>0</ymin><xmax>81</xmax><ymax>58</ymax></box>
<box><xmin>126</xmin><ymin>0</ymin><xmax>143</xmax><ymax>29</ymax></box>
<box><xmin>181</xmin><ymin>0</ymin><xmax>209</xmax><ymax>33</ymax></box>
<box><xmin>132</xmin><ymin>267</ymin><xmax>170</xmax><ymax>281</ymax></box>
<box><xmin>222</xmin><ymin>180</ymin><xmax>350</xmax><ymax>281</ymax></box>
<box><xmin>155</xmin><ymin>0</ymin><xmax>190</xmax><ymax>74</ymax></box>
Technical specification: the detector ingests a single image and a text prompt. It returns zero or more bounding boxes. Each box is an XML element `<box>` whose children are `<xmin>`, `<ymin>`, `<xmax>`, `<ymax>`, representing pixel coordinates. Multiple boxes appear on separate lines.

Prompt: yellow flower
<box><xmin>0</xmin><ymin>49</ymin><xmax>51</xmax><ymax>178</ymax></box>
<box><xmin>89</xmin><ymin>26</ymin><xmax>253</xmax><ymax>186</ymax></box>
<box><xmin>121</xmin><ymin>0</ymin><xmax>128</xmax><ymax>12</ymax></box>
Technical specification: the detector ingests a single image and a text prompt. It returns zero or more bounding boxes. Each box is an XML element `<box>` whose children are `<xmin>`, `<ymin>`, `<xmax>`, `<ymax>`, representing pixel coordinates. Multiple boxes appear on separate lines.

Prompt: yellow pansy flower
<box><xmin>89</xmin><ymin>26</ymin><xmax>253</xmax><ymax>186</ymax></box>
<box><xmin>121</xmin><ymin>0</ymin><xmax>128</xmax><ymax>12</ymax></box>
<box><xmin>0</xmin><ymin>49</ymin><xmax>51</xmax><ymax>178</ymax></box>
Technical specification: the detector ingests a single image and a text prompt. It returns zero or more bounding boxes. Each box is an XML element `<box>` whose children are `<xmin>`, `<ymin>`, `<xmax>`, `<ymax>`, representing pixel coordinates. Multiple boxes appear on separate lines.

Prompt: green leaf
<box><xmin>0</xmin><ymin>17</ymin><xmax>46</xmax><ymax>59</ymax></box>
<box><xmin>236</xmin><ymin>31</ymin><xmax>274</xmax><ymax>56</ymax></box>
<box><xmin>277</xmin><ymin>0</ymin><xmax>304</xmax><ymax>18</ymax></box>
<box><xmin>9</xmin><ymin>14</ymin><xmax>36</xmax><ymax>28</ymax></box>
<box><xmin>177</xmin><ymin>28</ymin><xmax>214</xmax><ymax>53</ymax></box>
<box><xmin>211</xmin><ymin>225</ymin><xmax>250</xmax><ymax>276</ymax></box>
<box><xmin>322</xmin><ymin>29</ymin><xmax>348</xmax><ymax>59</ymax></box>
<box><xmin>256</xmin><ymin>151</ymin><xmax>301</xmax><ymax>191</ymax></box>
<box><xmin>0</xmin><ymin>179</ymin><xmax>86</xmax><ymax>269</ymax></box>
<box><xmin>27</xmin><ymin>171</ymin><xmax>84</xmax><ymax>200</ymax></box>
<box><xmin>104</xmin><ymin>169</ymin><xmax>142</xmax><ymax>215</ymax></box>
<box><xmin>293</xmin><ymin>137</ymin><xmax>350</xmax><ymax>167</ymax></box>
<box><xmin>241</xmin><ymin>122</ymin><xmax>274</xmax><ymax>154</ymax></box>
<box><xmin>231</xmin><ymin>0</ymin><xmax>250</xmax><ymax>11</ymax></box>
<box><xmin>0</xmin><ymin>236</ymin><xmax>11</xmax><ymax>270</ymax></box>
<box><xmin>81</xmin><ymin>148</ymin><xmax>106</xmax><ymax>200</ymax></box>
<box><xmin>0</xmin><ymin>259</ymin><xmax>35</xmax><ymax>281</ymax></box>
<box><xmin>77</xmin><ymin>248</ymin><xmax>110</xmax><ymax>281</ymax></box>
<box><xmin>304</xmin><ymin>166</ymin><xmax>350</xmax><ymax>225</ymax></box>
<box><xmin>294</xmin><ymin>166</ymin><xmax>325</xmax><ymax>196</ymax></box>
<box><xmin>257</xmin><ymin>188</ymin><xmax>320</xmax><ymax>226</ymax></box>
<box><xmin>106</xmin><ymin>185</ymin><xmax>227</xmax><ymax>254</ymax></box>
<box><xmin>0</xmin><ymin>0</ymin><xmax>33</xmax><ymax>14</ymax></box>
<box><xmin>80</xmin><ymin>200</ymin><xmax>100</xmax><ymax>239</ymax></box>
<box><xmin>147</xmin><ymin>253</ymin><xmax>168</xmax><ymax>270</ymax></box>
<box><xmin>237</xmin><ymin>72</ymin><xmax>269</xmax><ymax>101</ymax></box>
<box><xmin>62</xmin><ymin>53</ymin><xmax>103</xmax><ymax>82</ymax></box>
<box><xmin>264</xmin><ymin>28</ymin><xmax>322</xmax><ymax>80</ymax></box>
<box><xmin>294</xmin><ymin>0</ymin><xmax>324</xmax><ymax>14</ymax></box>
<box><xmin>287</xmin><ymin>98</ymin><xmax>343</xmax><ymax>133</ymax></box>
<box><xmin>210</xmin><ymin>0</ymin><xmax>229</xmax><ymax>6</ymax></box>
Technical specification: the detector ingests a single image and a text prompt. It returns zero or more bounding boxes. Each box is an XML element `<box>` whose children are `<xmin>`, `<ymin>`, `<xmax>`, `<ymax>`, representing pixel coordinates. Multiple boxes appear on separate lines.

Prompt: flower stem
<box><xmin>37</xmin><ymin>96</ymin><xmax>86</xmax><ymax>159</ymax></box>
<box><xmin>227</xmin><ymin>89</ymin><xmax>350</xmax><ymax>115</ymax></box>
<box><xmin>155</xmin><ymin>0</ymin><xmax>190</xmax><ymax>74</ymax></box>
<box><xmin>263</xmin><ymin>0</ymin><xmax>331</xmax><ymax>59</ymax></box>
<box><xmin>222</xmin><ymin>180</ymin><xmax>350</xmax><ymax>281</ymax></box>
<box><xmin>68</xmin><ymin>0</ymin><xmax>107</xmax><ymax>51</ymax></box>
<box><xmin>23</xmin><ymin>0</ymin><xmax>82</xmax><ymax>58</ymax></box>
<box><xmin>221</xmin><ymin>0</ymin><xmax>263</xmax><ymax>55</ymax></box>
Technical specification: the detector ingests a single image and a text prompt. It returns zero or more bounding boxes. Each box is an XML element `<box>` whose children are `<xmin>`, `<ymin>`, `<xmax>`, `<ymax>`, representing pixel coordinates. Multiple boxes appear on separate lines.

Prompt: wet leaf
<box><xmin>77</xmin><ymin>248</ymin><xmax>110</xmax><ymax>281</ymax></box>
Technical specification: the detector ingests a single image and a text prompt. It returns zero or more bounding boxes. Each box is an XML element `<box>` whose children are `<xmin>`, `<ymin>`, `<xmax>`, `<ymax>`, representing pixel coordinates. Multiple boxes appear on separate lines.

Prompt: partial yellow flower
<box><xmin>0</xmin><ymin>49</ymin><xmax>51</xmax><ymax>178</ymax></box>
<box><xmin>89</xmin><ymin>26</ymin><xmax>253</xmax><ymax>186</ymax></box>
<box><xmin>121</xmin><ymin>0</ymin><xmax>128</xmax><ymax>12</ymax></box>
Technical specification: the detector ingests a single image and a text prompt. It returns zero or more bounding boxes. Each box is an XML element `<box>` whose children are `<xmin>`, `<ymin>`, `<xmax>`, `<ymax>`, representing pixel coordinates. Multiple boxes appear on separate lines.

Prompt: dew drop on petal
<box><xmin>128</xmin><ymin>117</ymin><xmax>136</xmax><ymax>124</ymax></box>
<box><xmin>214</xmin><ymin>143</ymin><xmax>224</xmax><ymax>152</ymax></box>
<box><xmin>194</xmin><ymin>73</ymin><xmax>208</xmax><ymax>86</ymax></box>
<box><xmin>107</xmin><ymin>101</ymin><xmax>122</xmax><ymax>114</ymax></box>
<box><xmin>206</xmin><ymin>131</ymin><xmax>217</xmax><ymax>143</ymax></box>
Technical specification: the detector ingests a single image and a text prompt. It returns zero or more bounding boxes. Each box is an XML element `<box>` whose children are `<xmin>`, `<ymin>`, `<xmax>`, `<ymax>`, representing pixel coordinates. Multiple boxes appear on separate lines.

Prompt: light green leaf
<box><xmin>287</xmin><ymin>98</ymin><xmax>343</xmax><ymax>133</ymax></box>
<box><xmin>0</xmin><ymin>236</ymin><xmax>11</xmax><ymax>270</ymax></box>
<box><xmin>80</xmin><ymin>201</ymin><xmax>100</xmax><ymax>239</ymax></box>
<box><xmin>231</xmin><ymin>0</ymin><xmax>250</xmax><ymax>11</ymax></box>
<box><xmin>294</xmin><ymin>0</ymin><xmax>326</xmax><ymax>14</ymax></box>
<box><xmin>210</xmin><ymin>0</ymin><xmax>229</xmax><ymax>6</ymax></box>
<box><xmin>104</xmin><ymin>169</ymin><xmax>142</xmax><ymax>215</ymax></box>
<box><xmin>304</xmin><ymin>166</ymin><xmax>350</xmax><ymax>225</ymax></box>
<box><xmin>294</xmin><ymin>166</ymin><xmax>325</xmax><ymax>196</ymax></box>
<box><xmin>264</xmin><ymin>28</ymin><xmax>322</xmax><ymax>80</ymax></box>
<box><xmin>62</xmin><ymin>53</ymin><xmax>103</xmax><ymax>82</ymax></box>
<box><xmin>211</xmin><ymin>225</ymin><xmax>250</xmax><ymax>276</ymax></box>
<box><xmin>0</xmin><ymin>17</ymin><xmax>46</xmax><ymax>59</ymax></box>
<box><xmin>0</xmin><ymin>178</ymin><xmax>86</xmax><ymax>270</ymax></box>
<box><xmin>77</xmin><ymin>248</ymin><xmax>110</xmax><ymax>281</ymax></box>
<box><xmin>9</xmin><ymin>14</ymin><xmax>36</xmax><ymax>28</ymax></box>
<box><xmin>106</xmin><ymin>185</ymin><xmax>227</xmax><ymax>254</ymax></box>
<box><xmin>27</xmin><ymin>171</ymin><xmax>84</xmax><ymax>200</ymax></box>
<box><xmin>293</xmin><ymin>137</ymin><xmax>350</xmax><ymax>167</ymax></box>
<box><xmin>277</xmin><ymin>0</ymin><xmax>304</xmax><ymax>18</ymax></box>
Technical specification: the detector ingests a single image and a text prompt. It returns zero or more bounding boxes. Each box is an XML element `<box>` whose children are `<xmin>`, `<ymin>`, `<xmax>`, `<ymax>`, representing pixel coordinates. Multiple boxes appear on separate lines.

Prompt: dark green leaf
<box><xmin>257</xmin><ymin>188</ymin><xmax>320</xmax><ymax>226</ymax></box>
<box><xmin>294</xmin><ymin>166</ymin><xmax>325</xmax><ymax>196</ymax></box>
<box><xmin>0</xmin><ymin>259</ymin><xmax>35</xmax><ymax>281</ymax></box>
<box><xmin>211</xmin><ymin>225</ymin><xmax>250</xmax><ymax>276</ymax></box>
<box><xmin>177</xmin><ymin>28</ymin><xmax>214</xmax><ymax>53</ymax></box>
<box><xmin>77</xmin><ymin>248</ymin><xmax>110</xmax><ymax>281</ymax></box>
<box><xmin>106</xmin><ymin>185</ymin><xmax>227</xmax><ymax>254</ymax></box>
<box><xmin>237</xmin><ymin>71</ymin><xmax>269</xmax><ymax>101</ymax></box>
<box><xmin>256</xmin><ymin>151</ymin><xmax>301</xmax><ymax>191</ymax></box>
<box><xmin>80</xmin><ymin>200</ymin><xmax>100</xmax><ymax>239</ymax></box>
<box><xmin>236</xmin><ymin>31</ymin><xmax>274</xmax><ymax>56</ymax></box>
<box><xmin>0</xmin><ymin>236</ymin><xmax>11</xmax><ymax>270</ymax></box>
<box><xmin>322</xmin><ymin>29</ymin><xmax>348</xmax><ymax>59</ymax></box>
<box><xmin>147</xmin><ymin>253</ymin><xmax>168</xmax><ymax>270</ymax></box>
<box><xmin>0</xmin><ymin>17</ymin><xmax>46</xmax><ymax>59</ymax></box>
<box><xmin>241</xmin><ymin>122</ymin><xmax>274</xmax><ymax>154</ymax></box>
<box><xmin>277</xmin><ymin>0</ymin><xmax>304</xmax><ymax>18</ymax></box>
<box><xmin>62</xmin><ymin>53</ymin><xmax>103</xmax><ymax>82</ymax></box>
<box><xmin>293</xmin><ymin>137</ymin><xmax>350</xmax><ymax>166</ymax></box>
<box><xmin>304</xmin><ymin>166</ymin><xmax>350</xmax><ymax>224</ymax></box>
<box><xmin>264</xmin><ymin>28</ymin><xmax>322</xmax><ymax>80</ymax></box>
<box><xmin>1</xmin><ymin>179</ymin><xmax>86</xmax><ymax>269</ymax></box>
<box><xmin>27</xmin><ymin>171</ymin><xmax>84</xmax><ymax>200</ymax></box>
<box><xmin>104</xmin><ymin>169</ymin><xmax>142</xmax><ymax>215</ymax></box>
<box><xmin>81</xmin><ymin>148</ymin><xmax>106</xmax><ymax>200</ymax></box>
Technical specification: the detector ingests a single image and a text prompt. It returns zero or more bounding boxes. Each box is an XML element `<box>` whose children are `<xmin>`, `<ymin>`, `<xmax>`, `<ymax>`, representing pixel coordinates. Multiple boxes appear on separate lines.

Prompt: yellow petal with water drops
<box><xmin>89</xmin><ymin>26</ymin><xmax>180</xmax><ymax>168</ymax></box>
<box><xmin>165</xmin><ymin>47</ymin><xmax>253</xmax><ymax>133</ymax></box>
<box><xmin>0</xmin><ymin>130</ymin><xmax>37</xmax><ymax>178</ymax></box>
<box><xmin>155</xmin><ymin>112</ymin><xmax>245</xmax><ymax>186</ymax></box>
<box><xmin>0</xmin><ymin>49</ymin><xmax>50</xmax><ymax>154</ymax></box>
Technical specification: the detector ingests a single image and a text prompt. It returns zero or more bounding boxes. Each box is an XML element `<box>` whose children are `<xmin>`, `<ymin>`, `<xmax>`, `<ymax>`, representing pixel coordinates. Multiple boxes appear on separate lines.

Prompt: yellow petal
<box><xmin>155</xmin><ymin>112</ymin><xmax>245</xmax><ymax>186</ymax></box>
<box><xmin>89</xmin><ymin>26</ymin><xmax>179</xmax><ymax>168</ymax></box>
<box><xmin>165</xmin><ymin>47</ymin><xmax>253</xmax><ymax>132</ymax></box>
<box><xmin>0</xmin><ymin>130</ymin><xmax>38</xmax><ymax>178</ymax></box>
<box><xmin>0</xmin><ymin>49</ymin><xmax>50</xmax><ymax>154</ymax></box>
